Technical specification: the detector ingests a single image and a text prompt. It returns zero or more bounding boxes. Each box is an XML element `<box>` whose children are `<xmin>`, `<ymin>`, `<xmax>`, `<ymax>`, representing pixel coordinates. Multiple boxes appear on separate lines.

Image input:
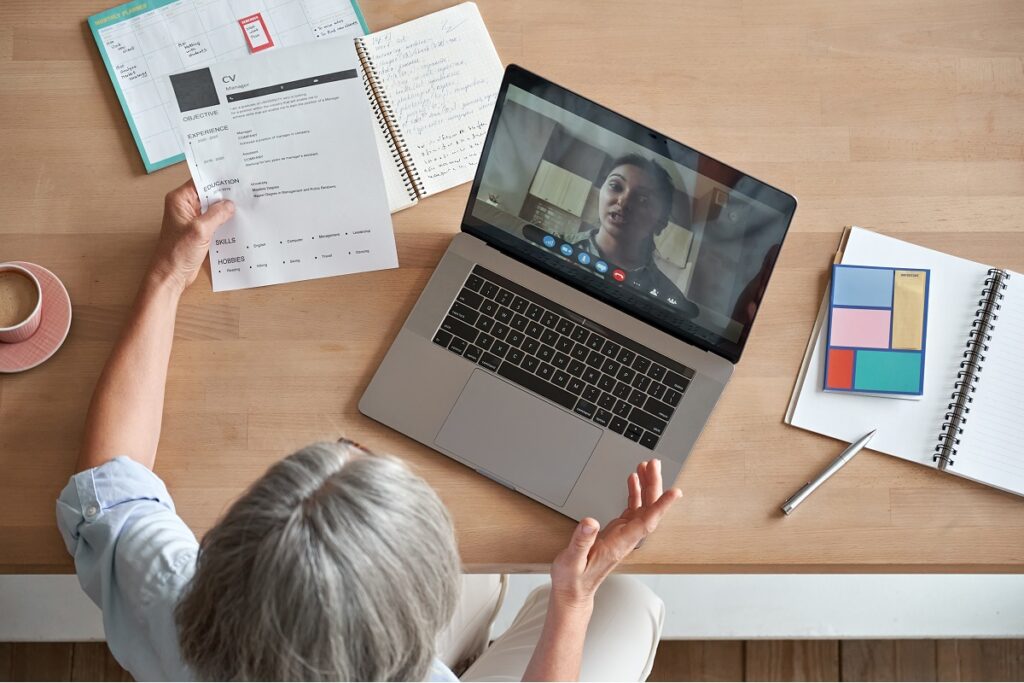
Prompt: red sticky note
<box><xmin>239</xmin><ymin>13</ymin><xmax>274</xmax><ymax>53</ymax></box>
<box><xmin>826</xmin><ymin>348</ymin><xmax>854</xmax><ymax>390</ymax></box>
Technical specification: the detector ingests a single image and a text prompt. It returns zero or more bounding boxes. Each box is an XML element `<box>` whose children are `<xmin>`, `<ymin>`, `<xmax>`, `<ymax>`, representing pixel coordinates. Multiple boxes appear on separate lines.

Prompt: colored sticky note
<box><xmin>829</xmin><ymin>308</ymin><xmax>892</xmax><ymax>349</ymax></box>
<box><xmin>853</xmin><ymin>350</ymin><xmax>923</xmax><ymax>394</ymax></box>
<box><xmin>239</xmin><ymin>13</ymin><xmax>275</xmax><ymax>53</ymax></box>
<box><xmin>826</xmin><ymin>348</ymin><xmax>854</xmax><ymax>389</ymax></box>
<box><xmin>832</xmin><ymin>266</ymin><xmax>894</xmax><ymax>308</ymax></box>
<box><xmin>891</xmin><ymin>269</ymin><xmax>926</xmax><ymax>350</ymax></box>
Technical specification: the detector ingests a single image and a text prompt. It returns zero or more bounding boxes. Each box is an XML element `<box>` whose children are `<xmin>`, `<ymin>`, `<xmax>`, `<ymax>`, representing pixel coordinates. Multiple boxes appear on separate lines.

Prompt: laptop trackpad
<box><xmin>436</xmin><ymin>370</ymin><xmax>601</xmax><ymax>506</ymax></box>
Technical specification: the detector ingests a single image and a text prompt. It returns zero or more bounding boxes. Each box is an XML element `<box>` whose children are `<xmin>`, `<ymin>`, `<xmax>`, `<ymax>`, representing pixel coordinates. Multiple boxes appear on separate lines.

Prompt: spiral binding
<box><xmin>934</xmin><ymin>268</ymin><xmax>1009</xmax><ymax>470</ymax></box>
<box><xmin>354</xmin><ymin>39</ymin><xmax>424</xmax><ymax>202</ymax></box>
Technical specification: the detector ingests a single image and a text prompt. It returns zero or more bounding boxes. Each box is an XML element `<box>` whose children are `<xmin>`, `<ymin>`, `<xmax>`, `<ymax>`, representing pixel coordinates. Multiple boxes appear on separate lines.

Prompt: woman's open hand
<box><xmin>149</xmin><ymin>180</ymin><xmax>235</xmax><ymax>293</ymax></box>
<box><xmin>549</xmin><ymin>459</ymin><xmax>681</xmax><ymax>612</ymax></box>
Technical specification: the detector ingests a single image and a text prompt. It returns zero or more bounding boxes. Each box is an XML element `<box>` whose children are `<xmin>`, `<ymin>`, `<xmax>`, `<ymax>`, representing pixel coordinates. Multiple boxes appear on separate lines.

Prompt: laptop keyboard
<box><xmin>431</xmin><ymin>265</ymin><xmax>694</xmax><ymax>451</ymax></box>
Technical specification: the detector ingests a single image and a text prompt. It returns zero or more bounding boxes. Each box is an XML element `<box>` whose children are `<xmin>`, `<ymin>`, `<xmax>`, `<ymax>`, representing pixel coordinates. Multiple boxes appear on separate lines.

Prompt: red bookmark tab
<box><xmin>239</xmin><ymin>13</ymin><xmax>274</xmax><ymax>53</ymax></box>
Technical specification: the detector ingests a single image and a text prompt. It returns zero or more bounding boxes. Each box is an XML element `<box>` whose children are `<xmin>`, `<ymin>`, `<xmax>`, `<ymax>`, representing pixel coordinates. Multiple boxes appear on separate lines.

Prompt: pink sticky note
<box><xmin>829</xmin><ymin>308</ymin><xmax>891</xmax><ymax>349</ymax></box>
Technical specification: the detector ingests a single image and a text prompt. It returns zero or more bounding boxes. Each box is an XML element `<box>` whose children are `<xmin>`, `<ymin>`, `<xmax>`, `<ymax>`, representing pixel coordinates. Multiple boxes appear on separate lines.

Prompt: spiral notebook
<box><xmin>786</xmin><ymin>227</ymin><xmax>1024</xmax><ymax>498</ymax></box>
<box><xmin>355</xmin><ymin>2</ymin><xmax>504</xmax><ymax>212</ymax></box>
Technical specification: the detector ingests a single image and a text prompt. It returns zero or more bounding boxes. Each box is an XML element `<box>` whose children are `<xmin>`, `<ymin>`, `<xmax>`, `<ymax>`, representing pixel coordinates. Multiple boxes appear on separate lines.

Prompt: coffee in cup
<box><xmin>0</xmin><ymin>264</ymin><xmax>42</xmax><ymax>343</ymax></box>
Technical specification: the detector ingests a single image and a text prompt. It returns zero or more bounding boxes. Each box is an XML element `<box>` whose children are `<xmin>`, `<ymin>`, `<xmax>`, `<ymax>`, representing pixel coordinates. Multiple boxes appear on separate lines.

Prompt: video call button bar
<box><xmin>226</xmin><ymin>69</ymin><xmax>357</xmax><ymax>102</ymax></box>
<box><xmin>522</xmin><ymin>222</ymin><xmax>624</xmax><ymax>286</ymax></box>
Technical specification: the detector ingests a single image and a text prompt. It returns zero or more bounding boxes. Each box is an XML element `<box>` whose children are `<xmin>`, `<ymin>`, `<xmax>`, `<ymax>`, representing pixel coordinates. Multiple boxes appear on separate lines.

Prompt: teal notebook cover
<box><xmin>88</xmin><ymin>0</ymin><xmax>185</xmax><ymax>173</ymax></box>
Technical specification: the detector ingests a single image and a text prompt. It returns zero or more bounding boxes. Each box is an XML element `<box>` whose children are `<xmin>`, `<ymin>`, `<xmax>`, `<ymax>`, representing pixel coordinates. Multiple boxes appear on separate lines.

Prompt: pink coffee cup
<box><xmin>0</xmin><ymin>263</ymin><xmax>43</xmax><ymax>343</ymax></box>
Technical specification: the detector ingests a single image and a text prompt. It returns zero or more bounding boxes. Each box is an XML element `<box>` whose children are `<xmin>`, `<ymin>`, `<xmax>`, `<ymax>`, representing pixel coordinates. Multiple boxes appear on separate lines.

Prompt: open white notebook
<box><xmin>786</xmin><ymin>227</ymin><xmax>1024</xmax><ymax>497</ymax></box>
<box><xmin>356</xmin><ymin>2</ymin><xmax>504</xmax><ymax>212</ymax></box>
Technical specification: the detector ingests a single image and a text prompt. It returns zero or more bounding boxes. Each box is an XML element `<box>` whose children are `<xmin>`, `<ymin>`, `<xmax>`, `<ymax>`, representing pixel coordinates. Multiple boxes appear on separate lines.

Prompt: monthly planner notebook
<box><xmin>786</xmin><ymin>227</ymin><xmax>1024</xmax><ymax>498</ymax></box>
<box><xmin>88</xmin><ymin>0</ymin><xmax>369</xmax><ymax>173</ymax></box>
<box><xmin>355</xmin><ymin>2</ymin><xmax>504</xmax><ymax>212</ymax></box>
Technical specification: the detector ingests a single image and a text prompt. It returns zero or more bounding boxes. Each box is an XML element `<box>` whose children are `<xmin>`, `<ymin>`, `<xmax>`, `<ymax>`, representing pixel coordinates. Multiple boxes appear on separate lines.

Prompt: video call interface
<box><xmin>471</xmin><ymin>84</ymin><xmax>791</xmax><ymax>349</ymax></box>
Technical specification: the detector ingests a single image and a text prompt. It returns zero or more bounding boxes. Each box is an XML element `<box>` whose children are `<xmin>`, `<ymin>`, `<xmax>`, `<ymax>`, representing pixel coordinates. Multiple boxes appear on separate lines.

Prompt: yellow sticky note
<box><xmin>892</xmin><ymin>270</ymin><xmax>926</xmax><ymax>350</ymax></box>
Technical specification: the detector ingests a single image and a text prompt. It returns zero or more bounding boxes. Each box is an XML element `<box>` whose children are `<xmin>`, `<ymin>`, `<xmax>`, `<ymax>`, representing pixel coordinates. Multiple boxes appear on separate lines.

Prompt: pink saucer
<box><xmin>0</xmin><ymin>262</ymin><xmax>72</xmax><ymax>373</ymax></box>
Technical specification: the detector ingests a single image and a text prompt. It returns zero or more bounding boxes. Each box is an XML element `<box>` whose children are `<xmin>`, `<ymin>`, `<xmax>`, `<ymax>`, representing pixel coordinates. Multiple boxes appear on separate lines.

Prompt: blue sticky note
<box><xmin>832</xmin><ymin>265</ymin><xmax>894</xmax><ymax>308</ymax></box>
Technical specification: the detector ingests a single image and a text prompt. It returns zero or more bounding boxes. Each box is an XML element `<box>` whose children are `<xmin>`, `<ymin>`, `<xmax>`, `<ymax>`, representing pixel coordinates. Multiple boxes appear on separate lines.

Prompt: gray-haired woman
<box><xmin>57</xmin><ymin>181</ymin><xmax>679</xmax><ymax>681</ymax></box>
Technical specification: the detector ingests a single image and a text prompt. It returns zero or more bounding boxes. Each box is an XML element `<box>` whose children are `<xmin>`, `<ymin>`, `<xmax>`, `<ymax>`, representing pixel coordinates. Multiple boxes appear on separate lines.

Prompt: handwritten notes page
<box><xmin>359</xmin><ymin>2</ymin><xmax>503</xmax><ymax>197</ymax></box>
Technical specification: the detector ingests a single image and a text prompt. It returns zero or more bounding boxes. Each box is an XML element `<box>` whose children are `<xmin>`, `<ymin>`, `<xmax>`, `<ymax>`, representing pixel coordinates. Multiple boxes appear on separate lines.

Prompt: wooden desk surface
<box><xmin>2</xmin><ymin>0</ymin><xmax>1023</xmax><ymax>573</ymax></box>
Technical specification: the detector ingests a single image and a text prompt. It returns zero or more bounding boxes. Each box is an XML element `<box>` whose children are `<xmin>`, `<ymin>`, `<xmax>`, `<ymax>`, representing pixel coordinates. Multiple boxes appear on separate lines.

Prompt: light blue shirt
<box><xmin>56</xmin><ymin>456</ymin><xmax>458</xmax><ymax>681</ymax></box>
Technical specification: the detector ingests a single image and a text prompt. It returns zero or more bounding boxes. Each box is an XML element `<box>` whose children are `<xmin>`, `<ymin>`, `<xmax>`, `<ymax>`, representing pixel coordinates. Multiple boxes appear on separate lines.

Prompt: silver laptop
<box><xmin>360</xmin><ymin>65</ymin><xmax>797</xmax><ymax>525</ymax></box>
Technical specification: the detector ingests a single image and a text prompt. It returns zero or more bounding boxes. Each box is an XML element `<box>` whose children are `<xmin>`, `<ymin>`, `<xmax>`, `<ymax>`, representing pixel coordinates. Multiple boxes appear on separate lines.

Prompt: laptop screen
<box><xmin>462</xmin><ymin>66</ymin><xmax>797</xmax><ymax>363</ymax></box>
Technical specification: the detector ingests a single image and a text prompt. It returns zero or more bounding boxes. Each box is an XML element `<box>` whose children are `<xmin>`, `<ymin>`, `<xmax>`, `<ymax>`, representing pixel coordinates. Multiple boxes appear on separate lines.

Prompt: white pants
<box><xmin>437</xmin><ymin>575</ymin><xmax>665</xmax><ymax>682</ymax></box>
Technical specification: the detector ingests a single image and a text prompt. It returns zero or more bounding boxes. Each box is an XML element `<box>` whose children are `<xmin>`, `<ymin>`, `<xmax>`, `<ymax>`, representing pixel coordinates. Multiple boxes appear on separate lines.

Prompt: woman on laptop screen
<box><xmin>566</xmin><ymin>154</ymin><xmax>698</xmax><ymax>317</ymax></box>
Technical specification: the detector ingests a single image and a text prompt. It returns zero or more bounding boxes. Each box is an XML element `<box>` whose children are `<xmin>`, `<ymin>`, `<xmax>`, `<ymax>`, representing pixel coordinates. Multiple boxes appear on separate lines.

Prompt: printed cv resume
<box><xmin>169</xmin><ymin>38</ymin><xmax>396</xmax><ymax>291</ymax></box>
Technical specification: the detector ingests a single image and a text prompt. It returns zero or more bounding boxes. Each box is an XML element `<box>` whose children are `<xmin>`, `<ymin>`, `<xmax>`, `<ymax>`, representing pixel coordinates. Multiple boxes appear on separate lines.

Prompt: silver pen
<box><xmin>781</xmin><ymin>429</ymin><xmax>876</xmax><ymax>515</ymax></box>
